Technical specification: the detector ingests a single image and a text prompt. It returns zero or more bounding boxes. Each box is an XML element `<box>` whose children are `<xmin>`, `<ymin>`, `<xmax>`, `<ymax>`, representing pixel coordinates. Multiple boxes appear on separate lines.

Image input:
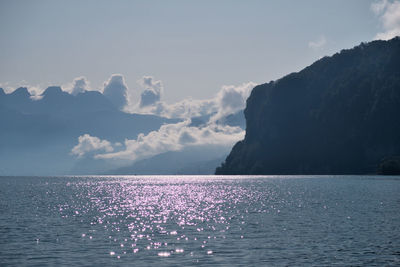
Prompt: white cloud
<box><xmin>103</xmin><ymin>74</ymin><xmax>129</xmax><ymax>110</ymax></box>
<box><xmin>63</xmin><ymin>76</ymin><xmax>102</xmax><ymax>95</ymax></box>
<box><xmin>139</xmin><ymin>76</ymin><xmax>163</xmax><ymax>107</ymax></box>
<box><xmin>70</xmin><ymin>76</ymin><xmax>89</xmax><ymax>95</ymax></box>
<box><xmin>371</xmin><ymin>0</ymin><xmax>389</xmax><ymax>14</ymax></box>
<box><xmin>210</xmin><ymin>82</ymin><xmax>256</xmax><ymax>122</ymax></box>
<box><xmin>29</xmin><ymin>88</ymin><xmax>44</xmax><ymax>100</ymax></box>
<box><xmin>127</xmin><ymin>75</ymin><xmax>217</xmax><ymax>118</ymax></box>
<box><xmin>0</xmin><ymin>82</ymin><xmax>12</xmax><ymax>94</ymax></box>
<box><xmin>0</xmin><ymin>81</ymin><xmax>9</xmax><ymax>88</ymax></box>
<box><xmin>67</xmin><ymin>77</ymin><xmax>254</xmax><ymax>165</ymax></box>
<box><xmin>129</xmin><ymin>78</ymin><xmax>256</xmax><ymax>121</ymax></box>
<box><xmin>93</xmin><ymin>121</ymin><xmax>245</xmax><ymax>162</ymax></box>
<box><xmin>372</xmin><ymin>0</ymin><xmax>400</xmax><ymax>40</ymax></box>
<box><xmin>71</xmin><ymin>134</ymin><xmax>114</xmax><ymax>157</ymax></box>
<box><xmin>138</xmin><ymin>98</ymin><xmax>218</xmax><ymax>119</ymax></box>
<box><xmin>308</xmin><ymin>35</ymin><xmax>327</xmax><ymax>50</ymax></box>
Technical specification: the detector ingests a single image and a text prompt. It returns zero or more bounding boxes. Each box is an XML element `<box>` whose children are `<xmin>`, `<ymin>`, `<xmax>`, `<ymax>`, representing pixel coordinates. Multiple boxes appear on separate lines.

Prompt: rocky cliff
<box><xmin>216</xmin><ymin>37</ymin><xmax>400</xmax><ymax>174</ymax></box>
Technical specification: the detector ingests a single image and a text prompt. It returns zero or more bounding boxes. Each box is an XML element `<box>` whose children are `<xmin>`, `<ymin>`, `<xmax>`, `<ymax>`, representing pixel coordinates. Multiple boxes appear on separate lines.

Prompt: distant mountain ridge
<box><xmin>0</xmin><ymin>87</ymin><xmax>179</xmax><ymax>175</ymax></box>
<box><xmin>103</xmin><ymin>146</ymin><xmax>230</xmax><ymax>175</ymax></box>
<box><xmin>0</xmin><ymin>85</ymin><xmax>245</xmax><ymax>175</ymax></box>
<box><xmin>216</xmin><ymin>37</ymin><xmax>400</xmax><ymax>175</ymax></box>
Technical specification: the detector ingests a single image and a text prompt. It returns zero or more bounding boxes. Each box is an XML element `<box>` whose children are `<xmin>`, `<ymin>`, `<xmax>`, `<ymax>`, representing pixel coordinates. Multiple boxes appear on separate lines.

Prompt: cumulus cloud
<box><xmin>371</xmin><ymin>0</ymin><xmax>400</xmax><ymax>40</ymax></box>
<box><xmin>71</xmin><ymin>134</ymin><xmax>114</xmax><ymax>158</ymax></box>
<box><xmin>70</xmin><ymin>76</ymin><xmax>89</xmax><ymax>95</ymax></box>
<box><xmin>103</xmin><ymin>74</ymin><xmax>129</xmax><ymax>110</ymax></box>
<box><xmin>94</xmin><ymin>121</ymin><xmax>245</xmax><ymax>162</ymax></box>
<box><xmin>70</xmin><ymin>77</ymin><xmax>255</xmax><ymax>164</ymax></box>
<box><xmin>210</xmin><ymin>82</ymin><xmax>256</xmax><ymax>122</ymax></box>
<box><xmin>139</xmin><ymin>76</ymin><xmax>163</xmax><ymax>107</ymax></box>
<box><xmin>308</xmin><ymin>35</ymin><xmax>327</xmax><ymax>50</ymax></box>
<box><xmin>139</xmin><ymin>98</ymin><xmax>217</xmax><ymax>119</ymax></box>
<box><xmin>133</xmin><ymin>79</ymin><xmax>256</xmax><ymax>122</ymax></box>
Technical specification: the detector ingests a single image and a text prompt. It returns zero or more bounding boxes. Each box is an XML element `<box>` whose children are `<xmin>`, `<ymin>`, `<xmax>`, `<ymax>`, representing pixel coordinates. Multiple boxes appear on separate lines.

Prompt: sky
<box><xmin>1</xmin><ymin>0</ymin><xmax>400</xmax><ymax>174</ymax></box>
<box><xmin>0</xmin><ymin>0</ymin><xmax>399</xmax><ymax>104</ymax></box>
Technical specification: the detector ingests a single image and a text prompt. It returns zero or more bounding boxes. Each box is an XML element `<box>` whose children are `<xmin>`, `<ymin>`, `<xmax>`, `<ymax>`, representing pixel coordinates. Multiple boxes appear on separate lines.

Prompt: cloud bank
<box><xmin>371</xmin><ymin>0</ymin><xmax>400</xmax><ymax>40</ymax></box>
<box><xmin>6</xmin><ymin>74</ymin><xmax>256</xmax><ymax>124</ymax></box>
<box><xmin>133</xmin><ymin>78</ymin><xmax>256</xmax><ymax>121</ymax></box>
<box><xmin>17</xmin><ymin>74</ymin><xmax>255</xmax><ymax>165</ymax></box>
<box><xmin>89</xmin><ymin>120</ymin><xmax>245</xmax><ymax>162</ymax></box>
<box><xmin>138</xmin><ymin>98</ymin><xmax>217</xmax><ymax>119</ymax></box>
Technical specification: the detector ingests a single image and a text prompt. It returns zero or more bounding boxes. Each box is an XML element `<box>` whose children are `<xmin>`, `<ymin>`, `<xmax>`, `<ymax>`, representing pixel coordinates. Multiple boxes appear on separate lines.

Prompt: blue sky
<box><xmin>0</xmin><ymin>0</ymin><xmax>397</xmax><ymax>103</ymax></box>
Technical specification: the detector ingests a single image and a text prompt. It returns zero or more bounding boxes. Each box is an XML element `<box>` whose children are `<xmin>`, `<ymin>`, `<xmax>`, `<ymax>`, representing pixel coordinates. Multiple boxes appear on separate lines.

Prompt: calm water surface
<box><xmin>0</xmin><ymin>175</ymin><xmax>399</xmax><ymax>266</ymax></box>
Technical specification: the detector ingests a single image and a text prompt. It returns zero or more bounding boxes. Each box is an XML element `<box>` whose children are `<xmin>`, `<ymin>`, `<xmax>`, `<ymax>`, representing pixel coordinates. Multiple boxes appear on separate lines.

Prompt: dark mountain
<box><xmin>216</xmin><ymin>37</ymin><xmax>400</xmax><ymax>175</ymax></box>
<box><xmin>2</xmin><ymin>87</ymin><xmax>32</xmax><ymax>112</ymax></box>
<box><xmin>1</xmin><ymin>86</ymin><xmax>115</xmax><ymax>116</ymax></box>
<box><xmin>0</xmin><ymin>87</ymin><xmax>179</xmax><ymax>175</ymax></box>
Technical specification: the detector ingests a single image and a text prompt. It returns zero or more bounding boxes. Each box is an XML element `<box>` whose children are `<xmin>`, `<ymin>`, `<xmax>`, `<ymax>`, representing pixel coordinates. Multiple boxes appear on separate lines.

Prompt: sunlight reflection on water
<box><xmin>1</xmin><ymin>175</ymin><xmax>399</xmax><ymax>266</ymax></box>
<box><xmin>65</xmin><ymin>176</ymin><xmax>262</xmax><ymax>259</ymax></box>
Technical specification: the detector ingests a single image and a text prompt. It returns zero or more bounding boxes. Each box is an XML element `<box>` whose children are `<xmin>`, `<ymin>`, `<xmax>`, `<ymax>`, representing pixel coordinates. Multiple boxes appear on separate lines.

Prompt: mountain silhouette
<box><xmin>103</xmin><ymin>145</ymin><xmax>230</xmax><ymax>175</ymax></box>
<box><xmin>0</xmin><ymin>87</ymin><xmax>179</xmax><ymax>175</ymax></box>
<box><xmin>216</xmin><ymin>37</ymin><xmax>400</xmax><ymax>175</ymax></box>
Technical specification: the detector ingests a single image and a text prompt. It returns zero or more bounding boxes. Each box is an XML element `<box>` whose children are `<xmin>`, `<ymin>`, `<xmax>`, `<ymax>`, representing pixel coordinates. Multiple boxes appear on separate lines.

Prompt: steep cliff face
<box><xmin>216</xmin><ymin>37</ymin><xmax>400</xmax><ymax>175</ymax></box>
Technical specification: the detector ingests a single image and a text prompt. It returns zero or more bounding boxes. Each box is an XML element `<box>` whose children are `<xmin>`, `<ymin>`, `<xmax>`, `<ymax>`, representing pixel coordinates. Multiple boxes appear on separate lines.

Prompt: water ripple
<box><xmin>0</xmin><ymin>175</ymin><xmax>399</xmax><ymax>266</ymax></box>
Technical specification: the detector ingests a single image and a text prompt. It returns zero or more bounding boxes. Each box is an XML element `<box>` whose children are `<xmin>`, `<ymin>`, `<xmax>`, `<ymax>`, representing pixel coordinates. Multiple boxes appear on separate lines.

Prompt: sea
<box><xmin>0</xmin><ymin>175</ymin><xmax>399</xmax><ymax>266</ymax></box>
